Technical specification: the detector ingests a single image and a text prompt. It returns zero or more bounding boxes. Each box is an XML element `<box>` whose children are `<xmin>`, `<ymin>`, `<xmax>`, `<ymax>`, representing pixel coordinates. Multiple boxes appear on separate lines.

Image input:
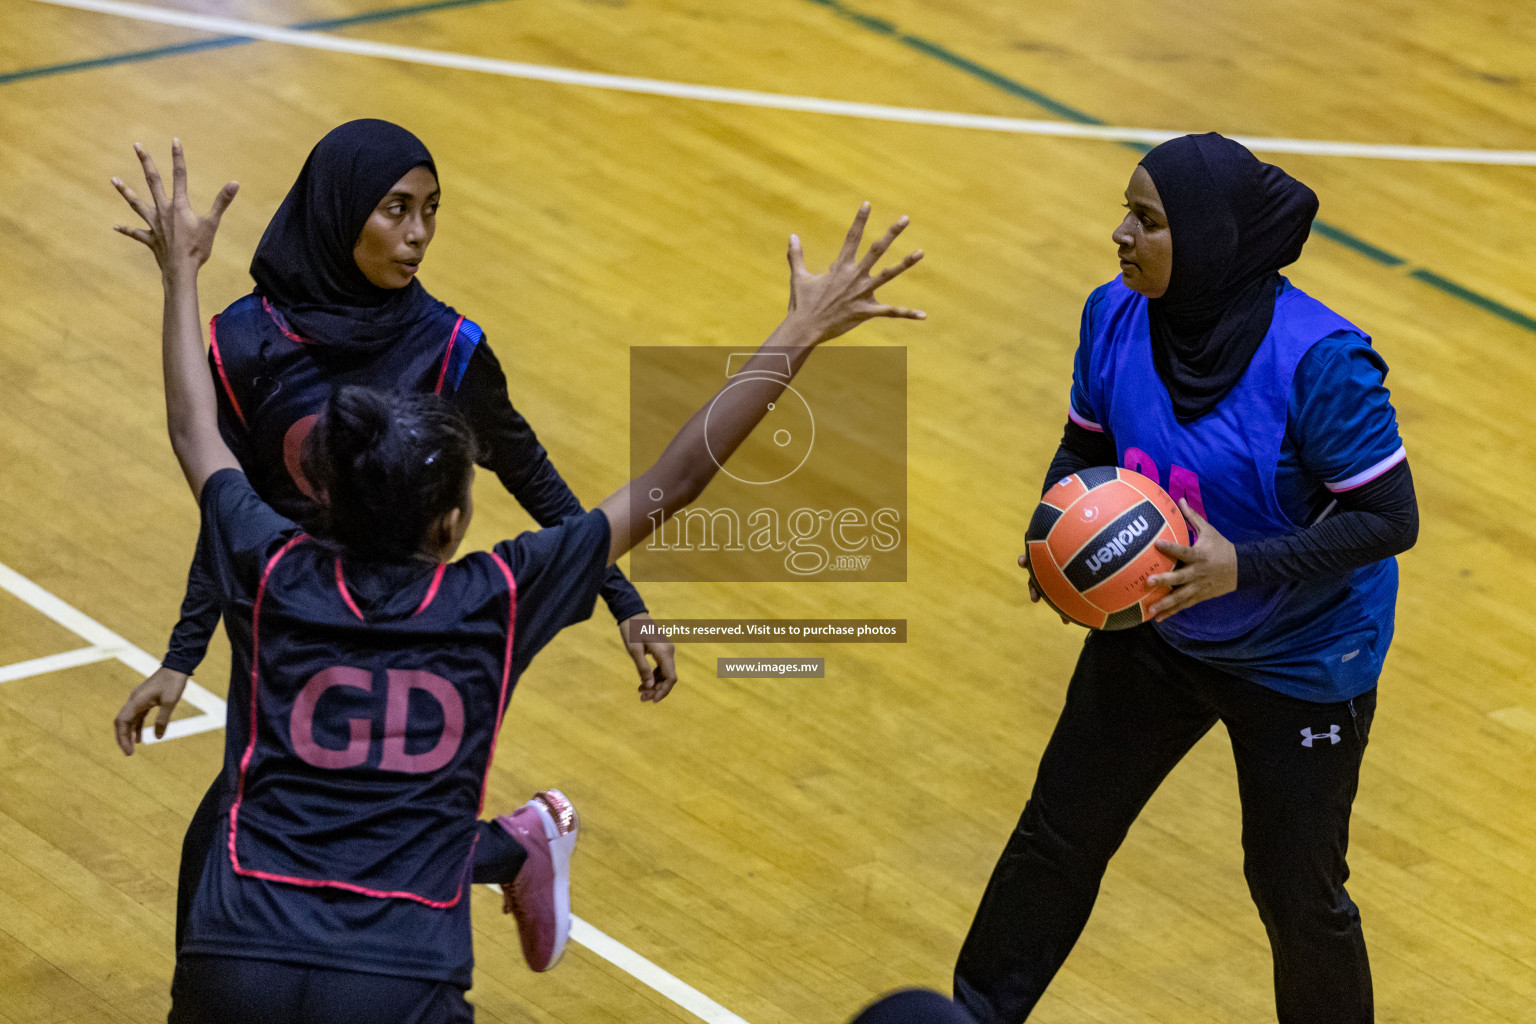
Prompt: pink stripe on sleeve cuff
<box><xmin>1067</xmin><ymin>406</ymin><xmax>1104</xmax><ymax>433</ymax></box>
<box><xmin>1325</xmin><ymin>445</ymin><xmax>1407</xmax><ymax>493</ymax></box>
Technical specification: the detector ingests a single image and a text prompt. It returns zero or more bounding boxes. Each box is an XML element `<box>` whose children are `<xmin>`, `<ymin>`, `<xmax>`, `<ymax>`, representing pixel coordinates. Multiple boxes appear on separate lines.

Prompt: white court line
<box><xmin>0</xmin><ymin>554</ymin><xmax>750</xmax><ymax>1022</ymax></box>
<box><xmin>27</xmin><ymin>0</ymin><xmax>1536</xmax><ymax>167</ymax></box>
<box><xmin>0</xmin><ymin>560</ymin><xmax>226</xmax><ymax>743</ymax></box>
<box><xmin>0</xmin><ymin>645</ymin><xmax>118</xmax><ymax>684</ymax></box>
<box><xmin>484</xmin><ymin>885</ymin><xmax>751</xmax><ymax>1024</ymax></box>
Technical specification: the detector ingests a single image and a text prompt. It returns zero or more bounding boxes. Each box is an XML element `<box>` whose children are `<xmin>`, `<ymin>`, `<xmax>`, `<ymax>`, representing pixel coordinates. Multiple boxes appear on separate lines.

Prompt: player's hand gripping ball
<box><xmin>1024</xmin><ymin>467</ymin><xmax>1190</xmax><ymax>629</ymax></box>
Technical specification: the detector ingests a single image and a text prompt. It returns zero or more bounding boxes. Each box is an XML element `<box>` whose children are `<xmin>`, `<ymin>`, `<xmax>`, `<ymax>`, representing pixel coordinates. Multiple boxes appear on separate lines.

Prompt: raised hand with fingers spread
<box><xmin>113</xmin><ymin>139</ymin><xmax>238</xmax><ymax>282</ymax></box>
<box><xmin>596</xmin><ymin>203</ymin><xmax>925</xmax><ymax>563</ymax></box>
<box><xmin>111</xmin><ymin>139</ymin><xmax>243</xmax><ymax>495</ymax></box>
<box><xmin>785</xmin><ymin>202</ymin><xmax>925</xmax><ymax>343</ymax></box>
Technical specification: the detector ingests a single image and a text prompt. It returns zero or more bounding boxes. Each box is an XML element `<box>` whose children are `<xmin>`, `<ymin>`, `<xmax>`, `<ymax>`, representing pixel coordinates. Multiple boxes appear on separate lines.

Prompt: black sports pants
<box><xmin>175</xmin><ymin>776</ymin><xmax>527</xmax><ymax>951</ymax></box>
<box><xmin>169</xmin><ymin>954</ymin><xmax>472</xmax><ymax>1024</ymax></box>
<box><xmin>954</xmin><ymin>626</ymin><xmax>1375</xmax><ymax>1024</ymax></box>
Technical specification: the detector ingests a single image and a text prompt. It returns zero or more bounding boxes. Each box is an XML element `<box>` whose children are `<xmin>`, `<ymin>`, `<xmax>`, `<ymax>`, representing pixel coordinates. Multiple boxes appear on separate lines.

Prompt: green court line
<box><xmin>803</xmin><ymin>0</ymin><xmax>1534</xmax><ymax>332</ymax></box>
<box><xmin>11</xmin><ymin>0</ymin><xmax>1531</xmax><ymax>332</ymax></box>
<box><xmin>1410</xmin><ymin>269</ymin><xmax>1536</xmax><ymax>332</ymax></box>
<box><xmin>1310</xmin><ymin>221</ymin><xmax>1406</xmax><ymax>267</ymax></box>
<box><xmin>291</xmin><ymin>0</ymin><xmax>506</xmax><ymax>31</ymax></box>
<box><xmin>0</xmin><ymin>34</ymin><xmax>247</xmax><ymax>83</ymax></box>
<box><xmin>895</xmin><ymin>34</ymin><xmax>1107</xmax><ymax>125</ymax></box>
<box><xmin>0</xmin><ymin>0</ymin><xmax>512</xmax><ymax>86</ymax></box>
<box><xmin>805</xmin><ymin>0</ymin><xmax>1109</xmax><ymax>125</ymax></box>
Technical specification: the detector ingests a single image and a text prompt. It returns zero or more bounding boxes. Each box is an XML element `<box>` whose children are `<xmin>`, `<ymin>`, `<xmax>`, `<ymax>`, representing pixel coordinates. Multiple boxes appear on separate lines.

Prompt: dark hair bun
<box><xmin>302</xmin><ymin>386</ymin><xmax>477</xmax><ymax>560</ymax></box>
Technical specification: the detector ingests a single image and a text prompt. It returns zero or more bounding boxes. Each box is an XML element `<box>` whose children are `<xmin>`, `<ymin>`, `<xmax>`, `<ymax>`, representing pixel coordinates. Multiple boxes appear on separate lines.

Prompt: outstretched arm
<box><xmin>597</xmin><ymin>204</ymin><xmax>925</xmax><ymax>566</ymax></box>
<box><xmin>113</xmin><ymin>140</ymin><xmax>240</xmax><ymax>500</ymax></box>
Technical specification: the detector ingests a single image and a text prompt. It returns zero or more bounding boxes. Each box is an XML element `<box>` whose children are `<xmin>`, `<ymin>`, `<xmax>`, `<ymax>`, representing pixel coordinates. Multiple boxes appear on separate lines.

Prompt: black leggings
<box><xmin>954</xmin><ymin>626</ymin><xmax>1375</xmax><ymax>1024</ymax></box>
<box><xmin>175</xmin><ymin>775</ymin><xmax>528</xmax><ymax>952</ymax></box>
<box><xmin>169</xmin><ymin>954</ymin><xmax>471</xmax><ymax>1024</ymax></box>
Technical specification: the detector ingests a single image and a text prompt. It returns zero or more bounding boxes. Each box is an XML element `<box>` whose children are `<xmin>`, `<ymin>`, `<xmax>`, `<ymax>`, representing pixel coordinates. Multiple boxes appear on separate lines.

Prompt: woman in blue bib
<box><xmin>954</xmin><ymin>134</ymin><xmax>1417</xmax><ymax>1024</ymax></box>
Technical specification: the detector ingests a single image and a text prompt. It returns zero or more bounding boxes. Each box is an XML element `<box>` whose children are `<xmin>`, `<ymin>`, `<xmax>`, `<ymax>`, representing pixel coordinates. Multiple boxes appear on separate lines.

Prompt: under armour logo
<box><xmin>1300</xmin><ymin>725</ymin><xmax>1341</xmax><ymax>748</ymax></box>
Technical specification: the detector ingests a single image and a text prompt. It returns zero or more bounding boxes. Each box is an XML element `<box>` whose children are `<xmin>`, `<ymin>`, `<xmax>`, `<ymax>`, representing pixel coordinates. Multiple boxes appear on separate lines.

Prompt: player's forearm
<box><xmin>1235</xmin><ymin>460</ymin><xmax>1418</xmax><ymax>586</ymax></box>
<box><xmin>161</xmin><ymin>270</ymin><xmax>234</xmax><ymax>497</ymax></box>
<box><xmin>657</xmin><ymin>332</ymin><xmax>816</xmax><ymax>508</ymax></box>
<box><xmin>603</xmin><ymin>321</ymin><xmax>819</xmax><ymax>560</ymax></box>
<box><xmin>597</xmin><ymin>207</ymin><xmax>924</xmax><ymax>562</ymax></box>
<box><xmin>1041</xmin><ymin>420</ymin><xmax>1117</xmax><ymax>496</ymax></box>
<box><xmin>163</xmin><ymin>523</ymin><xmax>221</xmax><ymax>674</ymax></box>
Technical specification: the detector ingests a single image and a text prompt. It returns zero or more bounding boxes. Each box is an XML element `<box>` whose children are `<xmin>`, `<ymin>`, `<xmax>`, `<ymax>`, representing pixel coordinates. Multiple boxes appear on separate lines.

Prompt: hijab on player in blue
<box><xmin>1138</xmin><ymin>132</ymin><xmax>1319</xmax><ymax>423</ymax></box>
<box><xmin>249</xmin><ymin>118</ymin><xmax>446</xmax><ymax>352</ymax></box>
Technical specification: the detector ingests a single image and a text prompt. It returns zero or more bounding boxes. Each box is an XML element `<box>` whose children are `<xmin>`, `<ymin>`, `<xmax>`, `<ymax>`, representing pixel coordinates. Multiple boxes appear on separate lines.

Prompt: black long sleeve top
<box><xmin>163</xmin><ymin>341</ymin><xmax>647</xmax><ymax>674</ymax></box>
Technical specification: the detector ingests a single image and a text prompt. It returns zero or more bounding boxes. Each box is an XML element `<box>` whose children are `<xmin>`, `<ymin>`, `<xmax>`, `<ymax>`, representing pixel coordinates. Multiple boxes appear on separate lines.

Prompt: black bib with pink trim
<box><xmin>228</xmin><ymin>538</ymin><xmax>515</xmax><ymax>908</ymax></box>
<box><xmin>209</xmin><ymin>293</ymin><xmax>482</xmax><ymax>523</ymax></box>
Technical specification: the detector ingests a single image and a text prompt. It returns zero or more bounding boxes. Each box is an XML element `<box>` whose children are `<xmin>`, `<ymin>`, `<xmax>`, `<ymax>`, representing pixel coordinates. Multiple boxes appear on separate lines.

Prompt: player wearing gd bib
<box><xmin>114</xmin><ymin>140</ymin><xmax>925</xmax><ymax>1022</ymax></box>
<box><xmin>112</xmin><ymin>121</ymin><xmax>672</xmax><ymax>969</ymax></box>
<box><xmin>955</xmin><ymin>135</ymin><xmax>1417</xmax><ymax>1024</ymax></box>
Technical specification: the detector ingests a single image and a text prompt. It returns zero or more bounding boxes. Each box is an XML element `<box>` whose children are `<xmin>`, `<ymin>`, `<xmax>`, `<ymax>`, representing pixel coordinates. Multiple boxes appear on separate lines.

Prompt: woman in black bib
<box><xmin>113</xmin><ymin>120</ymin><xmax>672</xmax><ymax>974</ymax></box>
<box><xmin>113</xmin><ymin>139</ymin><xmax>922</xmax><ymax>1024</ymax></box>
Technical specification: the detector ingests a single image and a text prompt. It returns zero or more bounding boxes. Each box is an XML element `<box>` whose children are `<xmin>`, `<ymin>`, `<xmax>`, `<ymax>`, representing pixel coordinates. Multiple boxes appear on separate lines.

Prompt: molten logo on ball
<box><xmin>1083</xmin><ymin>515</ymin><xmax>1149</xmax><ymax>575</ymax></box>
<box><xmin>1063</xmin><ymin>501</ymin><xmax>1159</xmax><ymax>591</ymax></box>
<box><xmin>1025</xmin><ymin>467</ymin><xmax>1189</xmax><ymax>630</ymax></box>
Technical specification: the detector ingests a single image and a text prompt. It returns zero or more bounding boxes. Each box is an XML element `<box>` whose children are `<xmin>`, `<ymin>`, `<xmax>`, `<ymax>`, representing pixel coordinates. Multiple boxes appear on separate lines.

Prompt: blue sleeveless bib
<box><xmin>1081</xmin><ymin>278</ymin><xmax>1397</xmax><ymax>700</ymax></box>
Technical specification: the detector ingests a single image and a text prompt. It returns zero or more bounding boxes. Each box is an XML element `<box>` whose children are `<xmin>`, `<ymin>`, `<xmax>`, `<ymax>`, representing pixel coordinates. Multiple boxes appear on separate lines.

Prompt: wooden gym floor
<box><xmin>1</xmin><ymin>0</ymin><xmax>1534</xmax><ymax>1020</ymax></box>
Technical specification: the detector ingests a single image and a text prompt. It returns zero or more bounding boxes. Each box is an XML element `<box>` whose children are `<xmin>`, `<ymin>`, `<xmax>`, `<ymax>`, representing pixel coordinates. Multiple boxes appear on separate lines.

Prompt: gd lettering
<box><xmin>290</xmin><ymin>667</ymin><xmax>464</xmax><ymax>773</ymax></box>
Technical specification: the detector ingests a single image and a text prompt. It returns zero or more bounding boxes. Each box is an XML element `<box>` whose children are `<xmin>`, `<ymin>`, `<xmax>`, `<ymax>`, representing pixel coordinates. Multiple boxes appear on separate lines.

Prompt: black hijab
<box><xmin>1139</xmin><ymin>133</ymin><xmax>1318</xmax><ymax>422</ymax></box>
<box><xmin>846</xmin><ymin>990</ymin><xmax>977</xmax><ymax>1024</ymax></box>
<box><xmin>250</xmin><ymin>119</ymin><xmax>443</xmax><ymax>351</ymax></box>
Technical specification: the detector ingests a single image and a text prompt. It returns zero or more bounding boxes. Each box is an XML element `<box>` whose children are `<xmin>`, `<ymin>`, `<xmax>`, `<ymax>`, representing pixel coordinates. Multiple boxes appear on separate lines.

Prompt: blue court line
<box><xmin>803</xmin><ymin>0</ymin><xmax>1535</xmax><ymax>332</ymax></box>
<box><xmin>0</xmin><ymin>0</ymin><xmax>511</xmax><ymax>86</ymax></box>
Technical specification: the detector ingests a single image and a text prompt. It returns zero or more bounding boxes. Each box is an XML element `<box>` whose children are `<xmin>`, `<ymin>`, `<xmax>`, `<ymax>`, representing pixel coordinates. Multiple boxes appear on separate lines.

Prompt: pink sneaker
<box><xmin>494</xmin><ymin>789</ymin><xmax>579</xmax><ymax>971</ymax></box>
